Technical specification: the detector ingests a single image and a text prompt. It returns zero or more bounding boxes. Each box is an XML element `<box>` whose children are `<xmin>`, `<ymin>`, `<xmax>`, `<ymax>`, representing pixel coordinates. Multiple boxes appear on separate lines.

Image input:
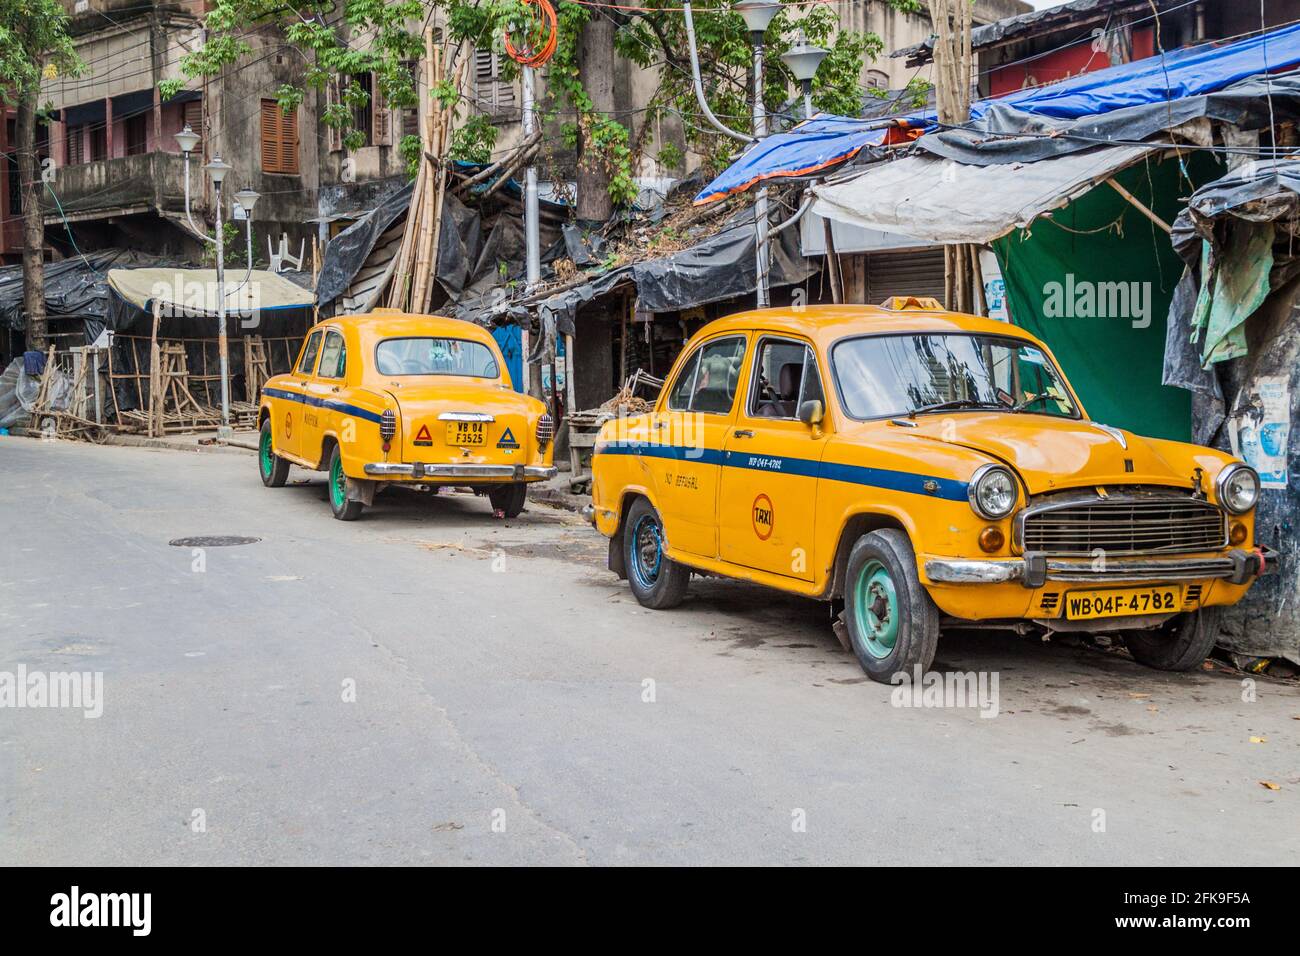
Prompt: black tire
<box><xmin>488</xmin><ymin>482</ymin><xmax>527</xmax><ymax>518</ymax></box>
<box><xmin>624</xmin><ymin>497</ymin><xmax>689</xmax><ymax>610</ymax></box>
<box><xmin>258</xmin><ymin>418</ymin><xmax>290</xmax><ymax>488</ymax></box>
<box><xmin>328</xmin><ymin>445</ymin><xmax>364</xmax><ymax>521</ymax></box>
<box><xmin>1123</xmin><ymin>606</ymin><xmax>1221</xmax><ymax>671</ymax></box>
<box><xmin>843</xmin><ymin>529</ymin><xmax>940</xmax><ymax>683</ymax></box>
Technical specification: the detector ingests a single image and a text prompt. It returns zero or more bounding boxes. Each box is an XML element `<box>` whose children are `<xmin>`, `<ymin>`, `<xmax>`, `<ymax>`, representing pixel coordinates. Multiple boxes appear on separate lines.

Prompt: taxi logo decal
<box><xmin>284</xmin><ymin>411</ymin><xmax>293</xmax><ymax>439</ymax></box>
<box><xmin>497</xmin><ymin>427</ymin><xmax>520</xmax><ymax>449</ymax></box>
<box><xmin>414</xmin><ymin>424</ymin><xmax>433</xmax><ymax>446</ymax></box>
<box><xmin>752</xmin><ymin>494</ymin><xmax>774</xmax><ymax>541</ymax></box>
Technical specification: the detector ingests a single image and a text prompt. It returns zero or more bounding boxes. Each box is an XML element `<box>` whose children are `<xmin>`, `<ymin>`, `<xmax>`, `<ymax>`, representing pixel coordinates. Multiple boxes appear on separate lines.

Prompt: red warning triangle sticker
<box><xmin>414</xmin><ymin>424</ymin><xmax>433</xmax><ymax>445</ymax></box>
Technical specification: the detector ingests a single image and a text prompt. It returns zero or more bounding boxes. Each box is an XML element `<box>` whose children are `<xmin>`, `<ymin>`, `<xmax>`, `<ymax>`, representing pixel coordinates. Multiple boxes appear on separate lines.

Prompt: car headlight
<box><xmin>968</xmin><ymin>464</ymin><xmax>1018</xmax><ymax>520</ymax></box>
<box><xmin>1217</xmin><ymin>463</ymin><xmax>1260</xmax><ymax>514</ymax></box>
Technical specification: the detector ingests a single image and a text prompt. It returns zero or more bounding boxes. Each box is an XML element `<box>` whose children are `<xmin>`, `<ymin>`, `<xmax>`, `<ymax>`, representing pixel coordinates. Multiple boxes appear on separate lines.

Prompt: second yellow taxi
<box><xmin>258</xmin><ymin>311</ymin><xmax>555</xmax><ymax>520</ymax></box>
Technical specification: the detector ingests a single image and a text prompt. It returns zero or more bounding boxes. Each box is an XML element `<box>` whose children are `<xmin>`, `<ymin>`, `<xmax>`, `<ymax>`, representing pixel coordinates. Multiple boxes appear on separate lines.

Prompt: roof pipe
<box><xmin>768</xmin><ymin>192</ymin><xmax>814</xmax><ymax>237</ymax></box>
<box><xmin>682</xmin><ymin>0</ymin><xmax>755</xmax><ymax>144</ymax></box>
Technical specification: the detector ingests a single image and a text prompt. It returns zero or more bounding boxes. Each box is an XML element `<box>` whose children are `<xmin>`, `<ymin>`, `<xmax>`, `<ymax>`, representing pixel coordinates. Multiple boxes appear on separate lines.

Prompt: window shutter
<box><xmin>326</xmin><ymin>78</ymin><xmax>343</xmax><ymax>152</ymax></box>
<box><xmin>279</xmin><ymin>104</ymin><xmax>299</xmax><ymax>174</ymax></box>
<box><xmin>260</xmin><ymin>99</ymin><xmax>299</xmax><ymax>174</ymax></box>
<box><xmin>260</xmin><ymin>99</ymin><xmax>280</xmax><ymax>172</ymax></box>
<box><xmin>183</xmin><ymin>100</ymin><xmax>203</xmax><ymax>146</ymax></box>
<box><xmin>372</xmin><ymin>77</ymin><xmax>391</xmax><ymax>146</ymax></box>
<box><xmin>475</xmin><ymin>49</ymin><xmax>495</xmax><ymax>111</ymax></box>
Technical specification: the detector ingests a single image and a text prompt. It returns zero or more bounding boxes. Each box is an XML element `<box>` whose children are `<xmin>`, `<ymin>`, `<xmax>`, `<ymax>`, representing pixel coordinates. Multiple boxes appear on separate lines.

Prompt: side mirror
<box><xmin>797</xmin><ymin>399</ymin><xmax>824</xmax><ymax>427</ymax></box>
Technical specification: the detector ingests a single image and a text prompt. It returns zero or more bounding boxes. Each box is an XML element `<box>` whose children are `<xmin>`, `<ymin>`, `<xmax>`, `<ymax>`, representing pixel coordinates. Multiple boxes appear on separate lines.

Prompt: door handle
<box><xmin>733</xmin><ymin>429</ymin><xmax>754</xmax><ymax>438</ymax></box>
<box><xmin>652</xmin><ymin>421</ymin><xmax>667</xmax><ymax>429</ymax></box>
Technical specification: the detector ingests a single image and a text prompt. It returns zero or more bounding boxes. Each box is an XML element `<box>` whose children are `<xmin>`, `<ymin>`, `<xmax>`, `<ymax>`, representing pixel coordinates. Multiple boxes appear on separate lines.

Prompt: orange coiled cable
<box><xmin>504</xmin><ymin>0</ymin><xmax>559</xmax><ymax>67</ymax></box>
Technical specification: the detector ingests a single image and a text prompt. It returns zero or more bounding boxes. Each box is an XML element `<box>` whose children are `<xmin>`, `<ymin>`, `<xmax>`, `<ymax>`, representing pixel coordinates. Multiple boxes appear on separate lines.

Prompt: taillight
<box><xmin>380</xmin><ymin>409</ymin><xmax>396</xmax><ymax>441</ymax></box>
<box><xmin>536</xmin><ymin>413</ymin><xmax>554</xmax><ymax>448</ymax></box>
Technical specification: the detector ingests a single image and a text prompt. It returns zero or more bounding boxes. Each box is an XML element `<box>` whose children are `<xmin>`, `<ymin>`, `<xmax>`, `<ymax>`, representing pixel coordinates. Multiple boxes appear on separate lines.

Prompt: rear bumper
<box><xmin>362</xmin><ymin>462</ymin><xmax>557</xmax><ymax>481</ymax></box>
<box><xmin>925</xmin><ymin>547</ymin><xmax>1278</xmax><ymax>587</ymax></box>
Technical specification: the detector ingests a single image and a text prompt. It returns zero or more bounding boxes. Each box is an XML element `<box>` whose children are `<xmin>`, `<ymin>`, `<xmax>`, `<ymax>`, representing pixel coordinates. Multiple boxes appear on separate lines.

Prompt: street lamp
<box><xmin>177</xmin><ymin>122</ymin><xmax>254</xmax><ymax>439</ymax></box>
<box><xmin>737</xmin><ymin>0</ymin><xmax>781</xmax><ymax>309</ymax></box>
<box><xmin>781</xmin><ymin>41</ymin><xmax>828</xmax><ymax>119</ymax></box>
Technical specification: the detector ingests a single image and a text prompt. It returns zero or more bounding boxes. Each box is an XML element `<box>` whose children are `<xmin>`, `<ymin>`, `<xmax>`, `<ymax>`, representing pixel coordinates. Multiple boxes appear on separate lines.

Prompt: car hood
<box><xmin>898</xmin><ymin>413</ymin><xmax>1205</xmax><ymax>495</ymax></box>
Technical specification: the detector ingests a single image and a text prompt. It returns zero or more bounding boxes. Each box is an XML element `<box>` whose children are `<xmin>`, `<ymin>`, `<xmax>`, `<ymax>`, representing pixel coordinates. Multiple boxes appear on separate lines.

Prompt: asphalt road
<box><xmin>1</xmin><ymin>435</ymin><xmax>1297</xmax><ymax>865</ymax></box>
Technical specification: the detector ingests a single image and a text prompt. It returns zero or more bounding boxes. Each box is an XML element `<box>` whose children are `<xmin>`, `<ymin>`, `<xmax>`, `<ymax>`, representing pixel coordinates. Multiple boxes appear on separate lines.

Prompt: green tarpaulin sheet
<box><xmin>992</xmin><ymin>154</ymin><xmax>1219</xmax><ymax>442</ymax></box>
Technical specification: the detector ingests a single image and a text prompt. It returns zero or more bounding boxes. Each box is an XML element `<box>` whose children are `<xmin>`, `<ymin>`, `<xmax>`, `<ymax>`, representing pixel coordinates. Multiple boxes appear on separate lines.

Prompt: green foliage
<box><xmin>448</xmin><ymin>114</ymin><xmax>499</xmax><ymax>167</ymax></box>
<box><xmin>0</xmin><ymin>0</ymin><xmax>81</xmax><ymax>104</ymax></box>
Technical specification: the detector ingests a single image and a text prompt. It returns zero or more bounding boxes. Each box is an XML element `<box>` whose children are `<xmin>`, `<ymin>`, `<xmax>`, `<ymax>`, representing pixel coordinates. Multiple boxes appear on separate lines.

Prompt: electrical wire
<box><xmin>504</xmin><ymin>0</ymin><xmax>559</xmax><ymax>68</ymax></box>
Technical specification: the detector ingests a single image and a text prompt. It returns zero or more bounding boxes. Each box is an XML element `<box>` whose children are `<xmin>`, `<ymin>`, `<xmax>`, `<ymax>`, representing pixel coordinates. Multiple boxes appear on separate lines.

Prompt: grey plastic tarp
<box><xmin>809</xmin><ymin>144</ymin><xmax>1153</xmax><ymax>245</ymax></box>
<box><xmin>1165</xmin><ymin>160</ymin><xmax>1300</xmax><ymax>420</ymax></box>
<box><xmin>315</xmin><ymin>182</ymin><xmax>415</xmax><ymax>306</ymax></box>
<box><xmin>0</xmin><ymin>249</ymin><xmax>179</xmax><ymax>333</ymax></box>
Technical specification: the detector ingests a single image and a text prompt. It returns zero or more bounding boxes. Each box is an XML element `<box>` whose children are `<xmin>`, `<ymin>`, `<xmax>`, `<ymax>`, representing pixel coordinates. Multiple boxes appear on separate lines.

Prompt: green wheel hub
<box><xmin>259</xmin><ymin>429</ymin><xmax>274</xmax><ymax>476</ymax></box>
<box><xmin>853</xmin><ymin>559</ymin><xmax>900</xmax><ymax>659</ymax></box>
<box><xmin>330</xmin><ymin>454</ymin><xmax>346</xmax><ymax>509</ymax></box>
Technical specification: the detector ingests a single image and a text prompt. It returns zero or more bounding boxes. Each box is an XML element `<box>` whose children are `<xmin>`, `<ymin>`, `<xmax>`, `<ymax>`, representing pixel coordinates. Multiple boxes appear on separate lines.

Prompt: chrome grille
<box><xmin>1020</xmin><ymin>494</ymin><xmax>1226</xmax><ymax>556</ymax></box>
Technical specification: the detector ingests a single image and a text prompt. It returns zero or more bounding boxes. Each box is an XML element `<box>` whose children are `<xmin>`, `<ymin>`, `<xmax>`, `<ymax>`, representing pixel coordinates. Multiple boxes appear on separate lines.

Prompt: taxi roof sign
<box><xmin>880</xmin><ymin>296</ymin><xmax>944</xmax><ymax>311</ymax></box>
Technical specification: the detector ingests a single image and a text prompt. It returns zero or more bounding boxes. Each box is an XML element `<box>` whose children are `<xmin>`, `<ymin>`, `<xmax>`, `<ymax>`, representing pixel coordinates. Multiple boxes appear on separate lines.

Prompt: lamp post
<box><xmin>176</xmin><ymin>123</ymin><xmax>254</xmax><ymax>438</ymax></box>
<box><xmin>733</xmin><ymin>1</ymin><xmax>780</xmax><ymax>308</ymax></box>
<box><xmin>780</xmin><ymin>41</ymin><xmax>828</xmax><ymax>119</ymax></box>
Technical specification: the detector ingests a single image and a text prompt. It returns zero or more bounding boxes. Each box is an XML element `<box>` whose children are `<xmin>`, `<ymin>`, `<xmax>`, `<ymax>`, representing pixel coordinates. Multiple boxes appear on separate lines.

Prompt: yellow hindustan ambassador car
<box><xmin>587</xmin><ymin>301</ymin><xmax>1277</xmax><ymax>683</ymax></box>
<box><xmin>258</xmin><ymin>311</ymin><xmax>555</xmax><ymax>520</ymax></box>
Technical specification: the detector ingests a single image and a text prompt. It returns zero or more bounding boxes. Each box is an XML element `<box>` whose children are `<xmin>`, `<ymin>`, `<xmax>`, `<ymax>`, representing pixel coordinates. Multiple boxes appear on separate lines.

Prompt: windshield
<box><xmin>831</xmin><ymin>333</ymin><xmax>1079</xmax><ymax>420</ymax></box>
<box><xmin>375</xmin><ymin>337</ymin><xmax>500</xmax><ymax>378</ymax></box>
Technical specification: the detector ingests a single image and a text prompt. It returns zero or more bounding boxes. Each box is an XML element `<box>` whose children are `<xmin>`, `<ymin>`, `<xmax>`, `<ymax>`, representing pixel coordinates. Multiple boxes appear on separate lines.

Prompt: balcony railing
<box><xmin>40</xmin><ymin>152</ymin><xmax>191</xmax><ymax>222</ymax></box>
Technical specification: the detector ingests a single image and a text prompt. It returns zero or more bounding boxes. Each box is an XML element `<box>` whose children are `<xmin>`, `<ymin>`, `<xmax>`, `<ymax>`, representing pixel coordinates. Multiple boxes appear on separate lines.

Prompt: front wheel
<box><xmin>843</xmin><ymin>529</ymin><xmax>940</xmax><ymax>683</ymax></box>
<box><xmin>488</xmin><ymin>482</ymin><xmax>527</xmax><ymax>518</ymax></box>
<box><xmin>1123</xmin><ymin>606</ymin><xmax>1221</xmax><ymax>671</ymax></box>
<box><xmin>624</xmin><ymin>498</ymin><xmax>689</xmax><ymax>610</ymax></box>
<box><xmin>328</xmin><ymin>445</ymin><xmax>364</xmax><ymax>521</ymax></box>
<box><xmin>258</xmin><ymin>418</ymin><xmax>290</xmax><ymax>488</ymax></box>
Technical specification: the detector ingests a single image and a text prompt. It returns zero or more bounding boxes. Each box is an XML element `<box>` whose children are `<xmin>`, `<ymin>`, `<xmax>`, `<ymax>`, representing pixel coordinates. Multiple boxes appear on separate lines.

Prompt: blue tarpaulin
<box><xmin>692</xmin><ymin>116</ymin><xmax>903</xmax><ymax>205</ymax></box>
<box><xmin>694</xmin><ymin>20</ymin><xmax>1300</xmax><ymax>205</ymax></box>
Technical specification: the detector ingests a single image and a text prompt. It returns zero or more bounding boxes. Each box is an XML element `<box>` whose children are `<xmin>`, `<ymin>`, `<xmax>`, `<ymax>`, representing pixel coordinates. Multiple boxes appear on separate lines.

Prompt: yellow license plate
<box><xmin>1064</xmin><ymin>586</ymin><xmax>1183</xmax><ymax>620</ymax></box>
<box><xmin>446</xmin><ymin>421</ymin><xmax>487</xmax><ymax>446</ymax></box>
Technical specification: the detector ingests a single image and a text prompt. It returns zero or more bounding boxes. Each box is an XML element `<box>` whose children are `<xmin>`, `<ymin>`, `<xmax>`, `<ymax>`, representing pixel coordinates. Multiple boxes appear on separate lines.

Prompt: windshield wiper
<box><xmin>908</xmin><ymin>399</ymin><xmax>1007</xmax><ymax>418</ymax></box>
<box><xmin>1011</xmin><ymin>391</ymin><xmax>1056</xmax><ymax>413</ymax></box>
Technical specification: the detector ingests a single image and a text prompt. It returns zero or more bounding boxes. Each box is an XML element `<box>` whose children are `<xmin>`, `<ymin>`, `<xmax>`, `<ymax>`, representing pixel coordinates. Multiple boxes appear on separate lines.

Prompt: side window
<box><xmin>668</xmin><ymin>336</ymin><xmax>746</xmax><ymax>415</ymax></box>
<box><xmin>296</xmin><ymin>331</ymin><xmax>323</xmax><ymax>375</ymax></box>
<box><xmin>317</xmin><ymin>330</ymin><xmax>346</xmax><ymax>379</ymax></box>
<box><xmin>750</xmin><ymin>338</ymin><xmax>823</xmax><ymax>419</ymax></box>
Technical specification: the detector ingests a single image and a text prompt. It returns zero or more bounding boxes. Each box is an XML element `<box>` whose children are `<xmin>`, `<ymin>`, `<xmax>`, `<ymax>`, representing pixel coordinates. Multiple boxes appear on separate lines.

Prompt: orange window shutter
<box><xmin>260</xmin><ymin>99</ymin><xmax>281</xmax><ymax>172</ymax></box>
<box><xmin>281</xmin><ymin>105</ymin><xmax>299</xmax><ymax>174</ymax></box>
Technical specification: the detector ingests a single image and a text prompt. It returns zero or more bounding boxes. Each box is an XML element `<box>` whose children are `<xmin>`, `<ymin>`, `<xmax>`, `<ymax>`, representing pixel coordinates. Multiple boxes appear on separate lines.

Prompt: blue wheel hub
<box><xmin>631</xmin><ymin>514</ymin><xmax>663</xmax><ymax>589</ymax></box>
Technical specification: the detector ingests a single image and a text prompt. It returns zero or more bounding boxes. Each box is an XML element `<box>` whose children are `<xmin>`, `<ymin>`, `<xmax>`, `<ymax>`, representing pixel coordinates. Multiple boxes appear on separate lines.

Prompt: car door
<box><xmin>651</xmin><ymin>333</ymin><xmax>749</xmax><ymax>560</ymax></box>
<box><xmin>278</xmin><ymin>329</ymin><xmax>323</xmax><ymax>461</ymax></box>
<box><xmin>718</xmin><ymin>335</ymin><xmax>829</xmax><ymax>581</ymax></box>
<box><xmin>301</xmin><ymin>327</ymin><xmax>347</xmax><ymax>466</ymax></box>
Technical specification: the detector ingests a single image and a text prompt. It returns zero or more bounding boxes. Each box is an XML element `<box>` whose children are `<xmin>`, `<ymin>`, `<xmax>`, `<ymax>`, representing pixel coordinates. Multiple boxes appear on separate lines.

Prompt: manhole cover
<box><xmin>169</xmin><ymin>536</ymin><xmax>261</xmax><ymax>548</ymax></box>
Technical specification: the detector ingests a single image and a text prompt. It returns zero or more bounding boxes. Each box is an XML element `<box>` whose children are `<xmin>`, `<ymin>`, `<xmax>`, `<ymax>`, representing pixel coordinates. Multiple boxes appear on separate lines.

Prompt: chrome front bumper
<box><xmin>926</xmin><ymin>548</ymin><xmax>1277</xmax><ymax>587</ymax></box>
<box><xmin>362</xmin><ymin>462</ymin><xmax>557</xmax><ymax>480</ymax></box>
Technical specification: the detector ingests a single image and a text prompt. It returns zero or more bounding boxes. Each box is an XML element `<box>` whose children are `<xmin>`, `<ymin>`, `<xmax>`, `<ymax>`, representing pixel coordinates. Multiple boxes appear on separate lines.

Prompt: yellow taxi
<box><xmin>258</xmin><ymin>311</ymin><xmax>555</xmax><ymax>520</ymax></box>
<box><xmin>587</xmin><ymin>301</ymin><xmax>1275</xmax><ymax>682</ymax></box>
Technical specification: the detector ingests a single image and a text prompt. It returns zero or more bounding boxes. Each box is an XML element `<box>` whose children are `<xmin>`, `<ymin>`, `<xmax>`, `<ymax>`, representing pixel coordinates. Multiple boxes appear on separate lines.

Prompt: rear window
<box><xmin>374</xmin><ymin>337</ymin><xmax>500</xmax><ymax>378</ymax></box>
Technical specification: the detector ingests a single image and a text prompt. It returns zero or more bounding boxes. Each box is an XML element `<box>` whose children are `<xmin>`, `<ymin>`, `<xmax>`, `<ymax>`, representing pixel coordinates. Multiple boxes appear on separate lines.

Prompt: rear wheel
<box><xmin>843</xmin><ymin>529</ymin><xmax>940</xmax><ymax>683</ymax></box>
<box><xmin>1123</xmin><ymin>606</ymin><xmax>1221</xmax><ymax>671</ymax></box>
<box><xmin>488</xmin><ymin>482</ymin><xmax>527</xmax><ymax>518</ymax></box>
<box><xmin>624</xmin><ymin>498</ymin><xmax>689</xmax><ymax>609</ymax></box>
<box><xmin>328</xmin><ymin>446</ymin><xmax>363</xmax><ymax>521</ymax></box>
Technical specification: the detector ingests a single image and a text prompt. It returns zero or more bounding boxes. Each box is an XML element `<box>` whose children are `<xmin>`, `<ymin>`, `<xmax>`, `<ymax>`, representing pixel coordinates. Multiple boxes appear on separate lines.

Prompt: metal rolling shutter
<box><xmin>865</xmin><ymin>248</ymin><xmax>946</xmax><ymax>304</ymax></box>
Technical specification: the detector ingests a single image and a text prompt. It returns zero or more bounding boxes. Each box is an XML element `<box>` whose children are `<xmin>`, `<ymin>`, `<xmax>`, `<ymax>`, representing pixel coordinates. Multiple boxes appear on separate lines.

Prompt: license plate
<box><xmin>1064</xmin><ymin>586</ymin><xmax>1183</xmax><ymax>620</ymax></box>
<box><xmin>446</xmin><ymin>421</ymin><xmax>487</xmax><ymax>446</ymax></box>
